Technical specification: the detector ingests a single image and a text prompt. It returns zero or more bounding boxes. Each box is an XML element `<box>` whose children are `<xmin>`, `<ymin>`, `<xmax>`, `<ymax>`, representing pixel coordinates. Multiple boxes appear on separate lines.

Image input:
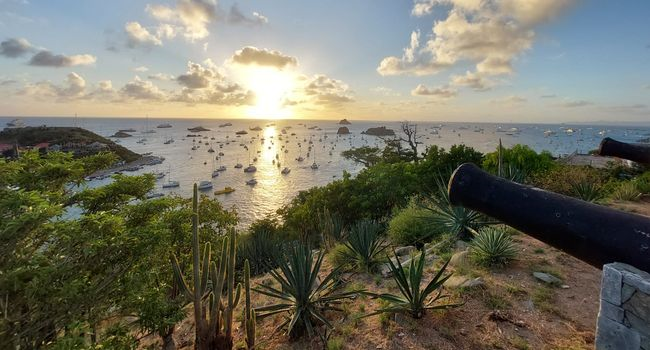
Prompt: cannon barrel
<box><xmin>598</xmin><ymin>137</ymin><xmax>650</xmax><ymax>165</ymax></box>
<box><xmin>448</xmin><ymin>163</ymin><xmax>650</xmax><ymax>271</ymax></box>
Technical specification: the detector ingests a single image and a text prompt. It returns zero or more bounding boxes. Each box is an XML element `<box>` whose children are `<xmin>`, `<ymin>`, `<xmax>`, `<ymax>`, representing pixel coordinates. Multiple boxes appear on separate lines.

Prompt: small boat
<box><xmin>281</xmin><ymin>167</ymin><xmax>291</xmax><ymax>174</ymax></box>
<box><xmin>119</xmin><ymin>128</ymin><xmax>137</xmax><ymax>133</ymax></box>
<box><xmin>152</xmin><ymin>172</ymin><xmax>165</xmax><ymax>180</ymax></box>
<box><xmin>217</xmin><ymin>165</ymin><xmax>227</xmax><ymax>172</ymax></box>
<box><xmin>163</xmin><ymin>180</ymin><xmax>180</xmax><ymax>188</ymax></box>
<box><xmin>296</xmin><ymin>156</ymin><xmax>304</xmax><ymax>162</ymax></box>
<box><xmin>208</xmin><ymin>147</ymin><xmax>215</xmax><ymax>153</ymax></box>
<box><xmin>212</xmin><ymin>170</ymin><xmax>220</xmax><ymax>178</ymax></box>
<box><xmin>244</xmin><ymin>165</ymin><xmax>257</xmax><ymax>173</ymax></box>
<box><xmin>215</xmin><ymin>187</ymin><xmax>235</xmax><ymax>195</ymax></box>
<box><xmin>234</xmin><ymin>163</ymin><xmax>243</xmax><ymax>169</ymax></box>
<box><xmin>311</xmin><ymin>162</ymin><xmax>319</xmax><ymax>170</ymax></box>
<box><xmin>236</xmin><ymin>130</ymin><xmax>248</xmax><ymax>135</ymax></box>
<box><xmin>157</xmin><ymin>123</ymin><xmax>172</xmax><ymax>128</ymax></box>
<box><xmin>164</xmin><ymin>138</ymin><xmax>175</xmax><ymax>144</ymax></box>
<box><xmin>246</xmin><ymin>179</ymin><xmax>257</xmax><ymax>186</ymax></box>
<box><xmin>6</xmin><ymin>118</ymin><xmax>25</xmax><ymax>127</ymax></box>
<box><xmin>219</xmin><ymin>122</ymin><xmax>233</xmax><ymax>128</ymax></box>
<box><xmin>198</xmin><ymin>181</ymin><xmax>213</xmax><ymax>191</ymax></box>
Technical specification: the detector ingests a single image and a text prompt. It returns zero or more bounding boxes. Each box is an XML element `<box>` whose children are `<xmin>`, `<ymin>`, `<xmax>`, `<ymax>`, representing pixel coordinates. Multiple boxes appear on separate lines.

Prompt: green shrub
<box><xmin>633</xmin><ymin>172</ymin><xmax>650</xmax><ymax>194</ymax></box>
<box><xmin>254</xmin><ymin>244</ymin><xmax>362</xmax><ymax>338</ymax></box>
<box><xmin>610</xmin><ymin>181</ymin><xmax>642</xmax><ymax>201</ymax></box>
<box><xmin>470</xmin><ymin>226</ymin><xmax>517</xmax><ymax>267</ymax></box>
<box><xmin>388</xmin><ymin>201</ymin><xmax>442</xmax><ymax>246</ymax></box>
<box><xmin>571</xmin><ymin>181</ymin><xmax>603</xmax><ymax>202</ymax></box>
<box><xmin>340</xmin><ymin>220</ymin><xmax>387</xmax><ymax>273</ymax></box>
<box><xmin>483</xmin><ymin>144</ymin><xmax>556</xmax><ymax>179</ymax></box>
<box><xmin>533</xmin><ymin>165</ymin><xmax>609</xmax><ymax>196</ymax></box>
<box><xmin>328</xmin><ymin>242</ymin><xmax>353</xmax><ymax>269</ymax></box>
<box><xmin>366</xmin><ymin>253</ymin><xmax>461</xmax><ymax>319</ymax></box>
<box><xmin>237</xmin><ymin>229</ymin><xmax>282</xmax><ymax>276</ymax></box>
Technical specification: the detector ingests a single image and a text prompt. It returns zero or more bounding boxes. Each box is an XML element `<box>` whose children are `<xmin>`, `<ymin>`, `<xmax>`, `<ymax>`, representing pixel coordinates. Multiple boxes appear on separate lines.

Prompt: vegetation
<box><xmin>367</xmin><ymin>253</ymin><xmax>460</xmax><ymax>319</ymax></box>
<box><xmin>610</xmin><ymin>181</ymin><xmax>642</xmax><ymax>201</ymax></box>
<box><xmin>388</xmin><ymin>200</ymin><xmax>442</xmax><ymax>247</ymax></box>
<box><xmin>339</xmin><ymin>220</ymin><xmax>387</xmax><ymax>273</ymax></box>
<box><xmin>254</xmin><ymin>245</ymin><xmax>362</xmax><ymax>338</ymax></box>
<box><xmin>483</xmin><ymin>144</ymin><xmax>555</xmax><ymax>179</ymax></box>
<box><xmin>469</xmin><ymin>227</ymin><xmax>518</xmax><ymax>267</ymax></box>
<box><xmin>571</xmin><ymin>180</ymin><xmax>603</xmax><ymax>202</ymax></box>
<box><xmin>0</xmin><ymin>126</ymin><xmax>140</xmax><ymax>162</ymax></box>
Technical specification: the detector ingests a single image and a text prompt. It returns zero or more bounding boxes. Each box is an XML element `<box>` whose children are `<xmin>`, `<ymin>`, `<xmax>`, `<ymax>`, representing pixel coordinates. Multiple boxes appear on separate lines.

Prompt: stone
<box><xmin>622</xmin><ymin>284</ymin><xmax>637</xmax><ymax>304</ymax></box>
<box><xmin>641</xmin><ymin>334</ymin><xmax>650</xmax><ymax>350</ymax></box>
<box><xmin>601</xmin><ymin>264</ymin><xmax>623</xmax><ymax>305</ymax></box>
<box><xmin>394</xmin><ymin>245</ymin><xmax>417</xmax><ymax>256</ymax></box>
<box><xmin>449</xmin><ymin>250</ymin><xmax>470</xmax><ymax>269</ymax></box>
<box><xmin>444</xmin><ymin>276</ymin><xmax>484</xmax><ymax>289</ymax></box>
<box><xmin>625</xmin><ymin>311</ymin><xmax>650</xmax><ymax>338</ymax></box>
<box><xmin>599</xmin><ymin>300</ymin><xmax>625</xmax><ymax>322</ymax></box>
<box><xmin>596</xmin><ymin>317</ymin><xmax>640</xmax><ymax>350</ymax></box>
<box><xmin>455</xmin><ymin>240</ymin><xmax>469</xmax><ymax>251</ymax></box>
<box><xmin>623</xmin><ymin>292</ymin><xmax>650</xmax><ymax>331</ymax></box>
<box><xmin>533</xmin><ymin>272</ymin><xmax>562</xmax><ymax>285</ymax></box>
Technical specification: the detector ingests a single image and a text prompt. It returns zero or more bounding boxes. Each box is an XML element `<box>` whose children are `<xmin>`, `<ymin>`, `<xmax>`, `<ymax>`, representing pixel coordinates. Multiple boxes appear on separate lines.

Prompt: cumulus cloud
<box><xmin>18</xmin><ymin>72</ymin><xmax>87</xmax><ymax>100</ymax></box>
<box><xmin>227</xmin><ymin>4</ymin><xmax>268</xmax><ymax>25</ymax></box>
<box><xmin>145</xmin><ymin>0</ymin><xmax>216</xmax><ymax>42</ymax></box>
<box><xmin>148</xmin><ymin>72</ymin><xmax>174</xmax><ymax>81</ymax></box>
<box><xmin>0</xmin><ymin>37</ymin><xmax>33</xmax><ymax>58</ymax></box>
<box><xmin>28</xmin><ymin>50</ymin><xmax>96</xmax><ymax>67</ymax></box>
<box><xmin>450</xmin><ymin>71</ymin><xmax>493</xmax><ymax>91</ymax></box>
<box><xmin>173</xmin><ymin>60</ymin><xmax>254</xmax><ymax>105</ymax></box>
<box><xmin>231</xmin><ymin>46</ymin><xmax>297</xmax><ymax>69</ymax></box>
<box><xmin>301</xmin><ymin>74</ymin><xmax>354</xmax><ymax>106</ymax></box>
<box><xmin>381</xmin><ymin>0</ymin><xmax>574</xmax><ymax>90</ymax></box>
<box><xmin>125</xmin><ymin>21</ymin><xmax>163</xmax><ymax>47</ymax></box>
<box><xmin>120</xmin><ymin>76</ymin><xmax>167</xmax><ymax>100</ymax></box>
<box><xmin>411</xmin><ymin>84</ymin><xmax>457</xmax><ymax>98</ymax></box>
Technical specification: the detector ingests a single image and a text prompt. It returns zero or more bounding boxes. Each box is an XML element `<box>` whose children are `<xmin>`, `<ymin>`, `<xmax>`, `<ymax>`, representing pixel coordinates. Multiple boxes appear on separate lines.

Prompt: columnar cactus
<box><xmin>244</xmin><ymin>260</ymin><xmax>256</xmax><ymax>349</ymax></box>
<box><xmin>171</xmin><ymin>183</ymin><xmax>251</xmax><ymax>350</ymax></box>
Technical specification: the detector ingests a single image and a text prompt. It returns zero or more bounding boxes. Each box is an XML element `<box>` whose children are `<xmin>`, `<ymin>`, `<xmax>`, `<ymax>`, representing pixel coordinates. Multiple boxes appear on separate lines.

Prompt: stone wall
<box><xmin>596</xmin><ymin>262</ymin><xmax>650</xmax><ymax>350</ymax></box>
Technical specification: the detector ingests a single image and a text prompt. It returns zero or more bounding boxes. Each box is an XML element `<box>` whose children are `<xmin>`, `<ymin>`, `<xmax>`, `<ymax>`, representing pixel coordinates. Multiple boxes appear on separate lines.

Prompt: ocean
<box><xmin>3</xmin><ymin>116</ymin><xmax>649</xmax><ymax>226</ymax></box>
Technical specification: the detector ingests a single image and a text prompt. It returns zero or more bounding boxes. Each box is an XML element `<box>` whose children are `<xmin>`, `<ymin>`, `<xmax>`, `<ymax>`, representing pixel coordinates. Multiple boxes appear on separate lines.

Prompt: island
<box><xmin>110</xmin><ymin>131</ymin><xmax>132</xmax><ymax>138</ymax></box>
<box><xmin>0</xmin><ymin>126</ymin><xmax>140</xmax><ymax>162</ymax></box>
<box><xmin>362</xmin><ymin>126</ymin><xmax>395</xmax><ymax>136</ymax></box>
<box><xmin>187</xmin><ymin>126</ymin><xmax>210</xmax><ymax>132</ymax></box>
<box><xmin>337</xmin><ymin>127</ymin><xmax>350</xmax><ymax>135</ymax></box>
<box><xmin>338</xmin><ymin>118</ymin><xmax>352</xmax><ymax>125</ymax></box>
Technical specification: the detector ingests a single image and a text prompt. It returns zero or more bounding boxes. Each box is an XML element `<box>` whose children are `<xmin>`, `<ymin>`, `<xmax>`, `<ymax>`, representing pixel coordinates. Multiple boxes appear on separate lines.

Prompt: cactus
<box><xmin>243</xmin><ymin>260</ymin><xmax>256</xmax><ymax>349</ymax></box>
<box><xmin>171</xmin><ymin>183</ymin><xmax>248</xmax><ymax>350</ymax></box>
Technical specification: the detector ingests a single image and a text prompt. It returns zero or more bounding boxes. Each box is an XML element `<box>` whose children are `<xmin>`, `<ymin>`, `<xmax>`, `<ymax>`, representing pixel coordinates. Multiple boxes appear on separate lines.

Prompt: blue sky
<box><xmin>0</xmin><ymin>0</ymin><xmax>648</xmax><ymax>122</ymax></box>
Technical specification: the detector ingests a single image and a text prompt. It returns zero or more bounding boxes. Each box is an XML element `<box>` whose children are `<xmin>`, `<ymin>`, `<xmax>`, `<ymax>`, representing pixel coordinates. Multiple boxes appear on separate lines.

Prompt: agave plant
<box><xmin>318</xmin><ymin>208</ymin><xmax>346</xmax><ymax>248</ymax></box>
<box><xmin>237</xmin><ymin>229</ymin><xmax>281</xmax><ymax>276</ymax></box>
<box><xmin>469</xmin><ymin>226</ymin><xmax>517</xmax><ymax>267</ymax></box>
<box><xmin>571</xmin><ymin>181</ymin><xmax>602</xmax><ymax>203</ymax></box>
<box><xmin>254</xmin><ymin>244</ymin><xmax>362</xmax><ymax>338</ymax></box>
<box><xmin>339</xmin><ymin>220</ymin><xmax>387</xmax><ymax>273</ymax></box>
<box><xmin>611</xmin><ymin>181</ymin><xmax>642</xmax><ymax>201</ymax></box>
<box><xmin>367</xmin><ymin>252</ymin><xmax>461</xmax><ymax>319</ymax></box>
<box><xmin>420</xmin><ymin>174</ymin><xmax>493</xmax><ymax>240</ymax></box>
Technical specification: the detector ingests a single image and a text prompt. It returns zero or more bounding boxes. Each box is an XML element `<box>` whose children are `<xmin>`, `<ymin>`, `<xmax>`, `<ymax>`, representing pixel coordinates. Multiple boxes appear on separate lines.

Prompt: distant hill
<box><xmin>0</xmin><ymin>126</ymin><xmax>140</xmax><ymax>162</ymax></box>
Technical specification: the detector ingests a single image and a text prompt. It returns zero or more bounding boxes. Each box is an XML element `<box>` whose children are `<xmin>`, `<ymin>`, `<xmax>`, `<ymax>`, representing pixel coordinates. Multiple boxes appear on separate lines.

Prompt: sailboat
<box><xmin>311</xmin><ymin>148</ymin><xmax>319</xmax><ymax>170</ymax></box>
<box><xmin>243</xmin><ymin>149</ymin><xmax>257</xmax><ymax>172</ymax></box>
<box><xmin>198</xmin><ymin>180</ymin><xmax>213</xmax><ymax>191</ymax></box>
<box><xmin>142</xmin><ymin>115</ymin><xmax>156</xmax><ymax>134</ymax></box>
<box><xmin>162</xmin><ymin>165</ymin><xmax>180</xmax><ymax>188</ymax></box>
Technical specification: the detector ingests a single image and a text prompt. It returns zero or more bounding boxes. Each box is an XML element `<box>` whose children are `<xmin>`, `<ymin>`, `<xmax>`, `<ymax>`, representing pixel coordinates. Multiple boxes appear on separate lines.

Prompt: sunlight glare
<box><xmin>243</xmin><ymin>67</ymin><xmax>295</xmax><ymax>119</ymax></box>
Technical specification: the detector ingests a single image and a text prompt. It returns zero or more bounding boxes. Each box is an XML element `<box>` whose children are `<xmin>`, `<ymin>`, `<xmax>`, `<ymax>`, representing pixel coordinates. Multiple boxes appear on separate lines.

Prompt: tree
<box><xmin>341</xmin><ymin>146</ymin><xmax>382</xmax><ymax>167</ymax></box>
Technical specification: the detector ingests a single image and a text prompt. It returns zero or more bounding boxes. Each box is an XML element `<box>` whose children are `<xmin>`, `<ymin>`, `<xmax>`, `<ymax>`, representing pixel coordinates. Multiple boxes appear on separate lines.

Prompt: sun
<box><xmin>242</xmin><ymin>67</ymin><xmax>295</xmax><ymax>119</ymax></box>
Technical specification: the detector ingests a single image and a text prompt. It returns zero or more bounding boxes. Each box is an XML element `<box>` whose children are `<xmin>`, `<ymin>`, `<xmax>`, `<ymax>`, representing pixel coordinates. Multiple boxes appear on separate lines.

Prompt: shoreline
<box><xmin>88</xmin><ymin>155</ymin><xmax>165</xmax><ymax>179</ymax></box>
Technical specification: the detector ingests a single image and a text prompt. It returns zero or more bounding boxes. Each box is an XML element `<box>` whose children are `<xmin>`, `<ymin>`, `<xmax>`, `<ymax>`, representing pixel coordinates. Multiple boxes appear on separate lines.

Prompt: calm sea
<box><xmin>3</xmin><ymin>116</ymin><xmax>649</xmax><ymax>226</ymax></box>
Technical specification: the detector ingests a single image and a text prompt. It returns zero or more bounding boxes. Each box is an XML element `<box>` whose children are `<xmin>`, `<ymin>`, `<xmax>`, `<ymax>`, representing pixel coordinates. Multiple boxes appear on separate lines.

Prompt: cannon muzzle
<box><xmin>598</xmin><ymin>137</ymin><xmax>650</xmax><ymax>165</ymax></box>
<box><xmin>448</xmin><ymin>163</ymin><xmax>650</xmax><ymax>271</ymax></box>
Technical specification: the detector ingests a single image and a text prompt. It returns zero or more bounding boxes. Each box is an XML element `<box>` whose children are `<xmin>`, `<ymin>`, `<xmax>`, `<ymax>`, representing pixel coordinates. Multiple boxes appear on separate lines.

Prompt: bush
<box><xmin>533</xmin><ymin>165</ymin><xmax>609</xmax><ymax>196</ymax></box>
<box><xmin>237</xmin><ymin>229</ymin><xmax>282</xmax><ymax>276</ymax></box>
<box><xmin>328</xmin><ymin>243</ymin><xmax>353</xmax><ymax>269</ymax></box>
<box><xmin>571</xmin><ymin>181</ymin><xmax>603</xmax><ymax>202</ymax></box>
<box><xmin>388</xmin><ymin>200</ymin><xmax>442</xmax><ymax>247</ymax></box>
<box><xmin>634</xmin><ymin>172</ymin><xmax>650</xmax><ymax>194</ymax></box>
<box><xmin>610</xmin><ymin>181</ymin><xmax>642</xmax><ymax>201</ymax></box>
<box><xmin>483</xmin><ymin>144</ymin><xmax>555</xmax><ymax>179</ymax></box>
<box><xmin>470</xmin><ymin>226</ymin><xmax>517</xmax><ymax>267</ymax></box>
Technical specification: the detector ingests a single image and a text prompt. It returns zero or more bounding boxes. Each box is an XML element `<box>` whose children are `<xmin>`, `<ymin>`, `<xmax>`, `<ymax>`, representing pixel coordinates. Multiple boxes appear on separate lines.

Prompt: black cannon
<box><xmin>448</xmin><ymin>163</ymin><xmax>650</xmax><ymax>271</ymax></box>
<box><xmin>598</xmin><ymin>137</ymin><xmax>650</xmax><ymax>165</ymax></box>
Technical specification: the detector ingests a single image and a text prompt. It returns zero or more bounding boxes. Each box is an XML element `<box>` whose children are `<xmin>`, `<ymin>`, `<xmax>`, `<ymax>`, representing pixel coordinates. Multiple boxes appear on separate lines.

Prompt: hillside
<box><xmin>0</xmin><ymin>126</ymin><xmax>140</xmax><ymax>162</ymax></box>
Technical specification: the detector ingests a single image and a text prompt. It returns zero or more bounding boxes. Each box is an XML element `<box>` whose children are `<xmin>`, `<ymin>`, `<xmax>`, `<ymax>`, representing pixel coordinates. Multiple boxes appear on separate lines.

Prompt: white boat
<box><xmin>6</xmin><ymin>118</ymin><xmax>25</xmax><ymax>128</ymax></box>
<box><xmin>164</xmin><ymin>137</ymin><xmax>174</xmax><ymax>144</ymax></box>
<box><xmin>246</xmin><ymin>179</ymin><xmax>257</xmax><ymax>186</ymax></box>
<box><xmin>544</xmin><ymin>130</ymin><xmax>556</xmax><ymax>137</ymax></box>
<box><xmin>163</xmin><ymin>180</ymin><xmax>179</xmax><ymax>188</ymax></box>
<box><xmin>146</xmin><ymin>192</ymin><xmax>164</xmax><ymax>199</ymax></box>
<box><xmin>198</xmin><ymin>181</ymin><xmax>213</xmax><ymax>191</ymax></box>
<box><xmin>208</xmin><ymin>147</ymin><xmax>215</xmax><ymax>153</ymax></box>
<box><xmin>281</xmin><ymin>167</ymin><xmax>291</xmax><ymax>174</ymax></box>
<box><xmin>211</xmin><ymin>170</ymin><xmax>220</xmax><ymax>178</ymax></box>
<box><xmin>244</xmin><ymin>165</ymin><xmax>257</xmax><ymax>173</ymax></box>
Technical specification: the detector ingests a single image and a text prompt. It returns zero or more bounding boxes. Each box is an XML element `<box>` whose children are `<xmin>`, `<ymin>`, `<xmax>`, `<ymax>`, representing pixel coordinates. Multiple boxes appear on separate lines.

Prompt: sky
<box><xmin>0</xmin><ymin>0</ymin><xmax>648</xmax><ymax>123</ymax></box>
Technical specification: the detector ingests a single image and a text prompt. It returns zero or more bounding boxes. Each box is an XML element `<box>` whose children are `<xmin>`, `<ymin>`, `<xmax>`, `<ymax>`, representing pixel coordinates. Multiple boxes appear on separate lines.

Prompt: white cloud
<box><xmin>145</xmin><ymin>0</ymin><xmax>216</xmax><ymax>42</ymax></box>
<box><xmin>411</xmin><ymin>84</ymin><xmax>457</xmax><ymax>98</ymax></box>
<box><xmin>300</xmin><ymin>74</ymin><xmax>354</xmax><ymax>106</ymax></box>
<box><xmin>558</xmin><ymin>99</ymin><xmax>593</xmax><ymax>108</ymax></box>
<box><xmin>381</xmin><ymin>0</ymin><xmax>574</xmax><ymax>90</ymax></box>
<box><xmin>148</xmin><ymin>73</ymin><xmax>174</xmax><ymax>81</ymax></box>
<box><xmin>28</xmin><ymin>50</ymin><xmax>96</xmax><ymax>67</ymax></box>
<box><xmin>231</xmin><ymin>46</ymin><xmax>297</xmax><ymax>69</ymax></box>
<box><xmin>450</xmin><ymin>71</ymin><xmax>493</xmax><ymax>91</ymax></box>
<box><xmin>125</xmin><ymin>21</ymin><xmax>162</xmax><ymax>47</ymax></box>
<box><xmin>371</xmin><ymin>86</ymin><xmax>400</xmax><ymax>96</ymax></box>
<box><xmin>173</xmin><ymin>60</ymin><xmax>255</xmax><ymax>105</ymax></box>
<box><xmin>120</xmin><ymin>76</ymin><xmax>166</xmax><ymax>100</ymax></box>
<box><xmin>134</xmin><ymin>66</ymin><xmax>149</xmax><ymax>72</ymax></box>
<box><xmin>18</xmin><ymin>72</ymin><xmax>87</xmax><ymax>100</ymax></box>
<box><xmin>491</xmin><ymin>95</ymin><xmax>527</xmax><ymax>105</ymax></box>
<box><xmin>227</xmin><ymin>4</ymin><xmax>268</xmax><ymax>25</ymax></box>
